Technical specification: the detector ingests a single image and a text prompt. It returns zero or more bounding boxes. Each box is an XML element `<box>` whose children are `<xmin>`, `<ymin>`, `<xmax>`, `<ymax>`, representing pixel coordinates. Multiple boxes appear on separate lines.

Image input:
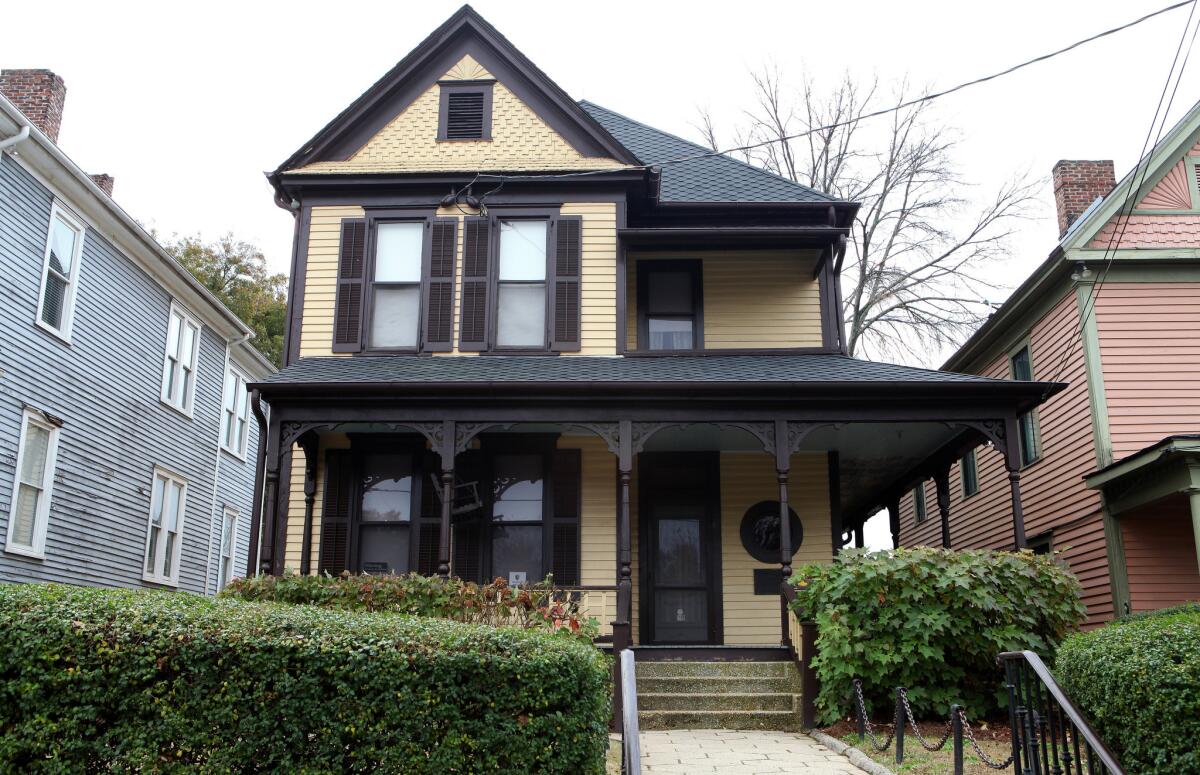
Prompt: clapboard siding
<box><xmin>1094</xmin><ymin>282</ymin><xmax>1200</xmax><ymax>458</ymax></box>
<box><xmin>0</xmin><ymin>153</ymin><xmax>255</xmax><ymax>593</ymax></box>
<box><xmin>898</xmin><ymin>292</ymin><xmax>1113</xmax><ymax>624</ymax></box>
<box><xmin>1120</xmin><ymin>495</ymin><xmax>1200</xmax><ymax>612</ymax></box>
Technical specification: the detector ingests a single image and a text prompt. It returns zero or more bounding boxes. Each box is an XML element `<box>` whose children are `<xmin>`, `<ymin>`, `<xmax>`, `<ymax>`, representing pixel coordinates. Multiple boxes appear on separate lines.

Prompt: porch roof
<box><xmin>254</xmin><ymin>353</ymin><xmax>1059</xmax><ymax>406</ymax></box>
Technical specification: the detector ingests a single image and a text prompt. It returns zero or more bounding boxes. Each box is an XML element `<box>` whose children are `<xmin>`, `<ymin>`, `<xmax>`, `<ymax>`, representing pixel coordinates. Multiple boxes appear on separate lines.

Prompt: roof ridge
<box><xmin>578</xmin><ymin>100</ymin><xmax>835</xmax><ymax>202</ymax></box>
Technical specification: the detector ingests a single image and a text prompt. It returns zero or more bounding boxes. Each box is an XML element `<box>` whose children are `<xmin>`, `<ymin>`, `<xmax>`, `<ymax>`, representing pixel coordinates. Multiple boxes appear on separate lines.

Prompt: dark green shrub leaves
<box><xmin>0</xmin><ymin>584</ymin><xmax>611</xmax><ymax>773</ymax></box>
<box><xmin>790</xmin><ymin>547</ymin><xmax>1085</xmax><ymax>724</ymax></box>
<box><xmin>1056</xmin><ymin>605</ymin><xmax>1200</xmax><ymax>775</ymax></box>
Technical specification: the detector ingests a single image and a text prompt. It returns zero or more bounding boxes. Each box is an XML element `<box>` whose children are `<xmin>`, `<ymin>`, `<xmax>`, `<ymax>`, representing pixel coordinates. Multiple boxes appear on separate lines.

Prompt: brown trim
<box><xmin>246</xmin><ymin>390</ymin><xmax>268</xmax><ymax>577</ymax></box>
<box><xmin>629</xmin><ymin>646</ymin><xmax>790</xmax><ymax>662</ymax></box>
<box><xmin>828</xmin><ymin>450</ymin><xmax>842</xmax><ymax>557</ymax></box>
<box><xmin>622</xmin><ymin>347</ymin><xmax>831</xmax><ymax>357</ymax></box>
<box><xmin>283</xmin><ymin>204</ymin><xmax>310</xmax><ymax>367</ymax></box>
<box><xmin>436</xmin><ymin>81</ymin><xmax>494</xmax><ymax>142</ymax></box>
<box><xmin>616</xmin><ymin>201</ymin><xmax>628</xmax><ymax>355</ymax></box>
<box><xmin>635</xmin><ymin>258</ymin><xmax>703</xmax><ymax>352</ymax></box>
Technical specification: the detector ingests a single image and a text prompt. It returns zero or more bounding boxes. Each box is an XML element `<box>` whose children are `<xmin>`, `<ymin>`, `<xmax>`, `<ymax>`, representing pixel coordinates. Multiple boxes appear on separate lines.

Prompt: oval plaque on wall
<box><xmin>739</xmin><ymin>500</ymin><xmax>803</xmax><ymax>563</ymax></box>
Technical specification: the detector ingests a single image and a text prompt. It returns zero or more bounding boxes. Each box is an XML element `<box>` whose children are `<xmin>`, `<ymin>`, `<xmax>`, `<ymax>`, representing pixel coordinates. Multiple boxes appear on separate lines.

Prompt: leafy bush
<box><xmin>790</xmin><ymin>547</ymin><xmax>1085</xmax><ymax>723</ymax></box>
<box><xmin>0</xmin><ymin>584</ymin><xmax>611</xmax><ymax>773</ymax></box>
<box><xmin>1056</xmin><ymin>604</ymin><xmax>1200</xmax><ymax>775</ymax></box>
<box><xmin>224</xmin><ymin>572</ymin><xmax>599</xmax><ymax>639</ymax></box>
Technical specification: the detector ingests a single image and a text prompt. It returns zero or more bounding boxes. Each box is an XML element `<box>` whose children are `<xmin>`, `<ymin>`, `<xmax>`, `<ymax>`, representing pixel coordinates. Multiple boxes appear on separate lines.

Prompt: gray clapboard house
<box><xmin>0</xmin><ymin>70</ymin><xmax>273</xmax><ymax>595</ymax></box>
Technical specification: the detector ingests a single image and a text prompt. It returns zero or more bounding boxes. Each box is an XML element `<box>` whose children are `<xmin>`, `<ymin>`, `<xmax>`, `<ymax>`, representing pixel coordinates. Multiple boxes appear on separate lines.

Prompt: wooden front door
<box><xmin>639</xmin><ymin>452</ymin><xmax>722</xmax><ymax>645</ymax></box>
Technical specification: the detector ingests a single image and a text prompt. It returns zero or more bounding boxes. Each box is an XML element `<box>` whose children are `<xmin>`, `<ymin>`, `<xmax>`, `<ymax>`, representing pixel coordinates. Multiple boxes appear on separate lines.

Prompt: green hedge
<box><xmin>1056</xmin><ymin>604</ymin><xmax>1200</xmax><ymax>775</ymax></box>
<box><xmin>0</xmin><ymin>584</ymin><xmax>611</xmax><ymax>774</ymax></box>
<box><xmin>790</xmin><ymin>548</ymin><xmax>1085</xmax><ymax>723</ymax></box>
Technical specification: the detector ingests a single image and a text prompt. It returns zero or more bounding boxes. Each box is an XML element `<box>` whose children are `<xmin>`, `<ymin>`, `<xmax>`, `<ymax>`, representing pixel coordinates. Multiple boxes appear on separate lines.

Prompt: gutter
<box><xmin>0</xmin><ymin>124</ymin><xmax>30</xmax><ymax>152</ymax></box>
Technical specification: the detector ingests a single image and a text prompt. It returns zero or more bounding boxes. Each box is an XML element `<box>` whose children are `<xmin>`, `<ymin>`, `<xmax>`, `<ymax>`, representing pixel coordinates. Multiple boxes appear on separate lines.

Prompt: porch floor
<box><xmin>634</xmin><ymin>729</ymin><xmax>866</xmax><ymax>774</ymax></box>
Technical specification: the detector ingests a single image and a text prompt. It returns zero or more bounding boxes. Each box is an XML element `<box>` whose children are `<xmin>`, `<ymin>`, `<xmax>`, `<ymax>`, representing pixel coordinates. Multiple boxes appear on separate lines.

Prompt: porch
<box><xmin>247</xmin><ymin>353</ymin><xmax>1062</xmax><ymax>651</ymax></box>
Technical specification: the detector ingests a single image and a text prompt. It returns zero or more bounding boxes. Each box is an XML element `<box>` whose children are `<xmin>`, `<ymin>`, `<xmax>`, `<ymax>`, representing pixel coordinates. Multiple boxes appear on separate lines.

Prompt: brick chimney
<box><xmin>1052</xmin><ymin>160</ymin><xmax>1116</xmax><ymax>237</ymax></box>
<box><xmin>89</xmin><ymin>173</ymin><xmax>114</xmax><ymax>197</ymax></box>
<box><xmin>0</xmin><ymin>69</ymin><xmax>67</xmax><ymax>143</ymax></box>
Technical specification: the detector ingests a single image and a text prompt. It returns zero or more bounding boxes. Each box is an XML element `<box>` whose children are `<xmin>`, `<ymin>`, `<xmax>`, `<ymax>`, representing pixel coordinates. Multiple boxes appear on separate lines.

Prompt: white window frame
<box><xmin>35</xmin><ymin>203</ymin><xmax>86</xmax><ymax>343</ymax></box>
<box><xmin>160</xmin><ymin>303</ymin><xmax>202</xmax><ymax>417</ymax></box>
<box><xmin>142</xmin><ymin>466</ymin><xmax>188</xmax><ymax>586</ymax></box>
<box><xmin>217</xmin><ymin>506</ymin><xmax>237</xmax><ymax>591</ymax></box>
<box><xmin>4</xmin><ymin>408</ymin><xmax>61</xmax><ymax>559</ymax></box>
<box><xmin>220</xmin><ymin>366</ymin><xmax>251</xmax><ymax>459</ymax></box>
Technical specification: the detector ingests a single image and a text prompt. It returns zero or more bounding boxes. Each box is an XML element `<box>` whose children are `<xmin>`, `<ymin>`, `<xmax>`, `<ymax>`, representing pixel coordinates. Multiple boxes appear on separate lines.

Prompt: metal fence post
<box><xmin>951</xmin><ymin>704</ymin><xmax>964</xmax><ymax>775</ymax></box>
<box><xmin>894</xmin><ymin>687</ymin><xmax>905</xmax><ymax>765</ymax></box>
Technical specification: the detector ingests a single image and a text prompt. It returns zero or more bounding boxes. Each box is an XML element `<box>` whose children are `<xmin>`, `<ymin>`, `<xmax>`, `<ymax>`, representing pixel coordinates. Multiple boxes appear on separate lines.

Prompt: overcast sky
<box><xmin>6</xmin><ymin>0</ymin><xmax>1196</xmax><ymax>549</ymax></box>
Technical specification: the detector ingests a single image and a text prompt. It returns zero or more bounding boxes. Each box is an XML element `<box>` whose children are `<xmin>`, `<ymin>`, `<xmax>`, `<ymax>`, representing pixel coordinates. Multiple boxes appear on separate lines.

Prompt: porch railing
<box><xmin>780</xmin><ymin>584</ymin><xmax>818</xmax><ymax>728</ymax></box>
<box><xmin>556</xmin><ymin>586</ymin><xmax>618</xmax><ymax>640</ymax></box>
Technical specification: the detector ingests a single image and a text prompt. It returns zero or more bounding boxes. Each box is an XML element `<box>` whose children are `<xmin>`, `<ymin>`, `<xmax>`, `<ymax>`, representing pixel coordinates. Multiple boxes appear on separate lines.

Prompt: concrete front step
<box><xmin>635</xmin><ymin>660</ymin><xmax>791</xmax><ymax>679</ymax></box>
<box><xmin>638</xmin><ymin>691</ymin><xmax>796</xmax><ymax>712</ymax></box>
<box><xmin>636</xmin><ymin>675</ymin><xmax>797</xmax><ymax>694</ymax></box>
<box><xmin>638</xmin><ymin>709</ymin><xmax>800</xmax><ymax>731</ymax></box>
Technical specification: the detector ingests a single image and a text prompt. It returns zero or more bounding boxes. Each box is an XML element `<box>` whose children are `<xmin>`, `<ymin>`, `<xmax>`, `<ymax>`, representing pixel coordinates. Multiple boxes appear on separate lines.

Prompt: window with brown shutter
<box><xmin>422</xmin><ymin>218</ymin><xmax>458</xmax><ymax>351</ymax></box>
<box><xmin>459</xmin><ymin>217</ymin><xmax>491</xmax><ymax>350</ymax></box>
<box><xmin>332</xmin><ymin>220</ymin><xmax>366</xmax><ymax>352</ymax></box>
<box><xmin>318</xmin><ymin>450</ymin><xmax>353</xmax><ymax>575</ymax></box>
<box><xmin>437</xmin><ymin>82</ymin><xmax>493</xmax><ymax>141</ymax></box>
<box><xmin>551</xmin><ymin>217</ymin><xmax>582</xmax><ymax>351</ymax></box>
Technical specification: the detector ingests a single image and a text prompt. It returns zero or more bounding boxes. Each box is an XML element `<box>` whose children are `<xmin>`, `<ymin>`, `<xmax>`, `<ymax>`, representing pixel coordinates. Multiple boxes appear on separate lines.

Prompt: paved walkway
<box><xmin>638</xmin><ymin>729</ymin><xmax>868</xmax><ymax>774</ymax></box>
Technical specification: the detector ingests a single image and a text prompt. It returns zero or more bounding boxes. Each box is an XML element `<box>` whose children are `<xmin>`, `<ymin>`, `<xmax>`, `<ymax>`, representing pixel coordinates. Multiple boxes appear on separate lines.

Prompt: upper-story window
<box><xmin>368</xmin><ymin>221</ymin><xmax>424</xmax><ymax>350</ymax></box>
<box><xmin>438</xmin><ymin>82</ymin><xmax>493</xmax><ymax>141</ymax></box>
<box><xmin>638</xmin><ymin>260</ymin><xmax>702</xmax><ymax>351</ymax></box>
<box><xmin>36</xmin><ymin>204</ymin><xmax>85</xmax><ymax>341</ymax></box>
<box><xmin>1009</xmin><ymin>344</ymin><xmax>1041</xmax><ymax>467</ymax></box>
<box><xmin>221</xmin><ymin>366</ymin><xmax>251</xmax><ymax>458</ymax></box>
<box><xmin>5</xmin><ymin>408</ymin><xmax>61</xmax><ymax>558</ymax></box>
<box><xmin>161</xmin><ymin>304</ymin><xmax>201</xmax><ymax>416</ymax></box>
<box><xmin>496</xmin><ymin>219</ymin><xmax>548</xmax><ymax>349</ymax></box>
<box><xmin>960</xmin><ymin>448</ymin><xmax>979</xmax><ymax>498</ymax></box>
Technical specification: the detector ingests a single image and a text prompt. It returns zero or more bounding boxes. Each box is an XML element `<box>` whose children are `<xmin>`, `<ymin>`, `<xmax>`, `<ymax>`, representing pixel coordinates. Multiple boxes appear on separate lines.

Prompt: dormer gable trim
<box><xmin>275</xmin><ymin>5</ymin><xmax>639</xmax><ymax>174</ymax></box>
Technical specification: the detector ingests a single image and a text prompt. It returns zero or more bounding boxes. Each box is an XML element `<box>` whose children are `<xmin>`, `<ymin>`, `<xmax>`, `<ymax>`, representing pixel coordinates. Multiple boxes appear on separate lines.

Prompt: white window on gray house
<box><xmin>36</xmin><ymin>204</ymin><xmax>85</xmax><ymax>340</ymax></box>
<box><xmin>495</xmin><ymin>219</ymin><xmax>547</xmax><ymax>348</ymax></box>
<box><xmin>4</xmin><ymin>408</ymin><xmax>61</xmax><ymax>558</ymax></box>
<box><xmin>221</xmin><ymin>367</ymin><xmax>251</xmax><ymax>457</ymax></box>
<box><xmin>143</xmin><ymin>467</ymin><xmax>187</xmax><ymax>585</ymax></box>
<box><xmin>218</xmin><ymin>507</ymin><xmax>237</xmax><ymax>590</ymax></box>
<box><xmin>160</xmin><ymin>305</ymin><xmax>201</xmax><ymax>415</ymax></box>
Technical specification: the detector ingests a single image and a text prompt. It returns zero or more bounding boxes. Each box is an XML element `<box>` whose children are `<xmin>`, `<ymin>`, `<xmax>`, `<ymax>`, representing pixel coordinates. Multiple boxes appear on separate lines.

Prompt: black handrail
<box><xmin>997</xmin><ymin>651</ymin><xmax>1124</xmax><ymax>775</ymax></box>
<box><xmin>619</xmin><ymin>649</ymin><xmax>641</xmax><ymax>775</ymax></box>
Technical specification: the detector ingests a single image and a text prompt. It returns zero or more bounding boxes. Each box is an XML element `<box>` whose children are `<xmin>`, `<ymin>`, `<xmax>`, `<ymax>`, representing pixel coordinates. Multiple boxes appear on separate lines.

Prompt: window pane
<box><xmin>150</xmin><ymin>475</ymin><xmax>165</xmax><ymax>526</ymax></box>
<box><xmin>221</xmin><ymin>514</ymin><xmax>235</xmax><ymax>555</ymax></box>
<box><xmin>146</xmin><ymin>526</ymin><xmax>159</xmax><ymax>573</ymax></box>
<box><xmin>40</xmin><ymin>275</ymin><xmax>67</xmax><ymax>329</ymax></box>
<box><xmin>48</xmin><ymin>216</ymin><xmax>77</xmax><ymax>276</ymax></box>
<box><xmin>19</xmin><ymin>424</ymin><xmax>50</xmax><ymax>485</ymax></box>
<box><xmin>371</xmin><ymin>287</ymin><xmax>420</xmax><ymax>348</ymax></box>
<box><xmin>12</xmin><ymin>484</ymin><xmax>39</xmax><ymax>547</ymax></box>
<box><xmin>493</xmin><ymin>454</ymin><xmax>543</xmax><ymax>522</ymax></box>
<box><xmin>375</xmin><ymin>223</ymin><xmax>423</xmax><ymax>283</ymax></box>
<box><xmin>496</xmin><ymin>283</ymin><xmax>545</xmax><ymax>347</ymax></box>
<box><xmin>166</xmin><ymin>481</ymin><xmax>183</xmax><ymax>533</ymax></box>
<box><xmin>167</xmin><ymin>313</ymin><xmax>182</xmax><ymax>358</ymax></box>
<box><xmin>491</xmin><ymin>524</ymin><xmax>542</xmax><ymax>585</ymax></box>
<box><xmin>647</xmin><ymin>270</ymin><xmax>693</xmax><ymax>315</ymax></box>
<box><xmin>1011</xmin><ymin>347</ymin><xmax>1033</xmax><ymax>380</ymax></box>
<box><xmin>498</xmin><ymin>221</ymin><xmax>547</xmax><ymax>281</ymax></box>
<box><xmin>1019</xmin><ymin>413</ymin><xmax>1038</xmax><ymax>464</ymax></box>
<box><xmin>358</xmin><ymin>525</ymin><xmax>411</xmax><ymax>574</ymax></box>
<box><xmin>180</xmin><ymin>322</ymin><xmax>197</xmax><ymax>368</ymax></box>
<box><xmin>648</xmin><ymin>318</ymin><xmax>694</xmax><ymax>351</ymax></box>
<box><xmin>163</xmin><ymin>532</ymin><xmax>175</xmax><ymax>576</ymax></box>
<box><xmin>361</xmin><ymin>454</ymin><xmax>413</xmax><ymax>523</ymax></box>
<box><xmin>223</xmin><ymin>371</ymin><xmax>237</xmax><ymax>413</ymax></box>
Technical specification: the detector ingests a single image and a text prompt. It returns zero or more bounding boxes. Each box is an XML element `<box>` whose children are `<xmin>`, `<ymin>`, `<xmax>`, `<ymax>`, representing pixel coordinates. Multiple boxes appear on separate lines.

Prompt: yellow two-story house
<box><xmin>250</xmin><ymin>6</ymin><xmax>1056</xmax><ymax>673</ymax></box>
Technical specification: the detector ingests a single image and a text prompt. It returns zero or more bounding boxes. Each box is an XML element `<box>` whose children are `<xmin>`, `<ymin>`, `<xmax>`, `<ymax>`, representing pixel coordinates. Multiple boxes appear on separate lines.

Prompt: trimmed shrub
<box><xmin>790</xmin><ymin>547</ymin><xmax>1085</xmax><ymax>723</ymax></box>
<box><xmin>0</xmin><ymin>584</ymin><xmax>611</xmax><ymax>774</ymax></box>
<box><xmin>1056</xmin><ymin>604</ymin><xmax>1200</xmax><ymax>775</ymax></box>
<box><xmin>225</xmin><ymin>572</ymin><xmax>599</xmax><ymax>639</ymax></box>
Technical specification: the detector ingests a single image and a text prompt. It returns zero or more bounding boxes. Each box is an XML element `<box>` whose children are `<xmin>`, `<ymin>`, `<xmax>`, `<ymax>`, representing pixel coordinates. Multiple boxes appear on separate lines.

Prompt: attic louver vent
<box><xmin>446</xmin><ymin>92</ymin><xmax>485</xmax><ymax>139</ymax></box>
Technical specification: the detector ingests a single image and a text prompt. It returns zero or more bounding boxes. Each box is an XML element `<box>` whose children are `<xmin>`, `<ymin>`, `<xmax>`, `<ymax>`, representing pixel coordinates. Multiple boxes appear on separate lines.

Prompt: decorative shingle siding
<box><xmin>0</xmin><ymin>153</ymin><xmax>252</xmax><ymax>592</ymax></box>
<box><xmin>1089</xmin><ymin>214</ymin><xmax>1200</xmax><ymax>247</ymax></box>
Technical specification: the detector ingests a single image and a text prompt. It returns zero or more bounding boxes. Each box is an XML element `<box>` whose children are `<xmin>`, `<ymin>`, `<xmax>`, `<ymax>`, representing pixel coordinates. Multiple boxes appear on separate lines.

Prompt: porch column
<box><xmin>271</xmin><ymin>444</ymin><xmax>294</xmax><ymax>575</ymax></box>
<box><xmin>935</xmin><ymin>465</ymin><xmax>952</xmax><ymax>549</ymax></box>
<box><xmin>1189</xmin><ymin>489</ymin><xmax>1200</xmax><ymax>575</ymax></box>
<box><xmin>246</xmin><ymin>390</ymin><xmax>269</xmax><ymax>578</ymax></box>
<box><xmin>257</xmin><ymin>412</ymin><xmax>283</xmax><ymax>575</ymax></box>
<box><xmin>1003</xmin><ymin>415</ymin><xmax>1029</xmax><ymax>549</ymax></box>
<box><xmin>437</xmin><ymin>420</ymin><xmax>455</xmax><ymax>579</ymax></box>
<box><xmin>887</xmin><ymin>499</ymin><xmax>901</xmax><ymax>549</ymax></box>
<box><xmin>298</xmin><ymin>432</ymin><xmax>319</xmax><ymax>575</ymax></box>
<box><xmin>775</xmin><ymin>420</ymin><xmax>792</xmax><ymax>647</ymax></box>
<box><xmin>614</xmin><ymin>419</ymin><xmax>633</xmax><ymax>653</ymax></box>
<box><xmin>853</xmin><ymin>525</ymin><xmax>864</xmax><ymax>549</ymax></box>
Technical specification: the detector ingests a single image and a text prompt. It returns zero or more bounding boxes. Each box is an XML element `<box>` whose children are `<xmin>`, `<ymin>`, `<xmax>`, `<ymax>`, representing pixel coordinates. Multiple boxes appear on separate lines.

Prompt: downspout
<box><xmin>246</xmin><ymin>389</ymin><xmax>269</xmax><ymax>577</ymax></box>
<box><xmin>0</xmin><ymin>125</ymin><xmax>31</xmax><ymax>152</ymax></box>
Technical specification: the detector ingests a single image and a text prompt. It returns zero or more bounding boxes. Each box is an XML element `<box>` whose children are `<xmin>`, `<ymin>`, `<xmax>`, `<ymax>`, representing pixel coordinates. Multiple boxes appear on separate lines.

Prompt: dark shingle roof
<box><xmin>257</xmin><ymin>354</ymin><xmax>1014</xmax><ymax>388</ymax></box>
<box><xmin>579</xmin><ymin>101</ymin><xmax>835</xmax><ymax>204</ymax></box>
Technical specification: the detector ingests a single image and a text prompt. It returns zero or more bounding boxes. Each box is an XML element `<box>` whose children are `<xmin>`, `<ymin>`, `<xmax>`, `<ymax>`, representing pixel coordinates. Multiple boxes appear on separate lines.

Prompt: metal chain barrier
<box><xmin>851</xmin><ymin>679</ymin><xmax>895</xmax><ymax>752</ymax></box>
<box><xmin>899</xmin><ymin>688</ymin><xmax>953</xmax><ymax>751</ymax></box>
<box><xmin>957</xmin><ymin>708</ymin><xmax>1016</xmax><ymax>770</ymax></box>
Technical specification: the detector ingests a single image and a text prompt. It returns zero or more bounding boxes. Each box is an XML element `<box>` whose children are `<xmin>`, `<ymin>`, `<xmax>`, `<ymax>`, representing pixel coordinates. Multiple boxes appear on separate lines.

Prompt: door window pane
<box><xmin>656</xmin><ymin>518</ymin><xmax>704</xmax><ymax>586</ymax></box>
<box><xmin>374</xmin><ymin>223</ymin><xmax>423</xmax><ymax>282</ymax></box>
<box><xmin>491</xmin><ymin>524</ymin><xmax>541</xmax><ymax>586</ymax></box>
<box><xmin>496</xmin><ymin>284</ymin><xmax>545</xmax><ymax>347</ymax></box>
<box><xmin>648</xmin><ymin>318</ymin><xmax>694</xmax><ymax>351</ymax></box>
<box><xmin>492</xmin><ymin>454</ymin><xmax>543</xmax><ymax>522</ymax></box>
<box><xmin>653</xmin><ymin>590</ymin><xmax>708</xmax><ymax>643</ymax></box>
<box><xmin>360</xmin><ymin>454</ymin><xmax>413</xmax><ymax>523</ymax></box>
<box><xmin>498</xmin><ymin>221</ymin><xmax>547</xmax><ymax>280</ymax></box>
<box><xmin>371</xmin><ymin>287</ymin><xmax>420</xmax><ymax>348</ymax></box>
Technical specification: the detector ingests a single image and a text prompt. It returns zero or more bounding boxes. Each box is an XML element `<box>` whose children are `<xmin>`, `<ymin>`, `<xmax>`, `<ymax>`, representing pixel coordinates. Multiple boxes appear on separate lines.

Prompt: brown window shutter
<box><xmin>550</xmin><ymin>448</ymin><xmax>581</xmax><ymax>586</ymax></box>
<box><xmin>458</xmin><ymin>217</ymin><xmax>491</xmax><ymax>351</ymax></box>
<box><xmin>550</xmin><ymin>216</ymin><xmax>582</xmax><ymax>351</ymax></box>
<box><xmin>318</xmin><ymin>450</ymin><xmax>352</xmax><ymax>575</ymax></box>
<box><xmin>332</xmin><ymin>220</ymin><xmax>366</xmax><ymax>352</ymax></box>
<box><xmin>422</xmin><ymin>218</ymin><xmax>458</xmax><ymax>352</ymax></box>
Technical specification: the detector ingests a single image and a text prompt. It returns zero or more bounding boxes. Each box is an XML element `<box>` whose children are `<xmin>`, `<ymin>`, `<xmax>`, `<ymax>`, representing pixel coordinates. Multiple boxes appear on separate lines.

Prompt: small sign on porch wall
<box><xmin>508</xmin><ymin>571</ymin><xmax>527</xmax><ymax>587</ymax></box>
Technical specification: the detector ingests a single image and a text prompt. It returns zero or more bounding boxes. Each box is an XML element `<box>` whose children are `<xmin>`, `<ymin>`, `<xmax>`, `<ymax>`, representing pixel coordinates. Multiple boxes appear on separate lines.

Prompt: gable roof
<box><xmin>275</xmin><ymin>5</ymin><xmax>638</xmax><ymax>174</ymax></box>
<box><xmin>580</xmin><ymin>101</ymin><xmax>835</xmax><ymax>204</ymax></box>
